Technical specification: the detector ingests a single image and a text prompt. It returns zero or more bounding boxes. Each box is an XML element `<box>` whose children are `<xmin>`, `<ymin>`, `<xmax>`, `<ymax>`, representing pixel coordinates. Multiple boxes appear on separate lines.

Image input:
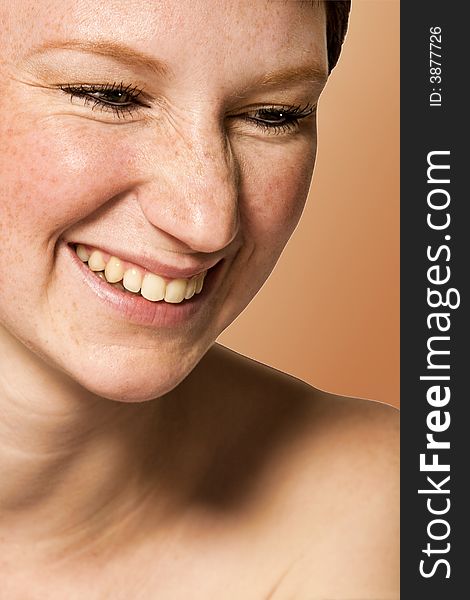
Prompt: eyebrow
<box><xmin>26</xmin><ymin>39</ymin><xmax>171</xmax><ymax>77</ymax></box>
<box><xmin>255</xmin><ymin>65</ymin><xmax>328</xmax><ymax>87</ymax></box>
<box><xmin>229</xmin><ymin>64</ymin><xmax>327</xmax><ymax>102</ymax></box>
<box><xmin>26</xmin><ymin>38</ymin><xmax>327</xmax><ymax>91</ymax></box>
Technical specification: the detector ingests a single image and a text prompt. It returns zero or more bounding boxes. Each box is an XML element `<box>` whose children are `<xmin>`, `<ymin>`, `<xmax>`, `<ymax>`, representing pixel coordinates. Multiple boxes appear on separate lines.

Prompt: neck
<box><xmin>0</xmin><ymin>326</ymin><xmax>198</xmax><ymax>565</ymax></box>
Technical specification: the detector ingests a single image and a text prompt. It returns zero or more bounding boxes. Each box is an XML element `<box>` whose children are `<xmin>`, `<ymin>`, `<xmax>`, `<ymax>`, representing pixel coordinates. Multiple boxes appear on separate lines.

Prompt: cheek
<box><xmin>0</xmin><ymin>118</ymin><xmax>123</xmax><ymax>343</ymax></box>
<box><xmin>0</xmin><ymin>117</ymin><xmax>132</xmax><ymax>258</ymax></box>
<box><xmin>241</xmin><ymin>140</ymin><xmax>316</xmax><ymax>251</ymax></box>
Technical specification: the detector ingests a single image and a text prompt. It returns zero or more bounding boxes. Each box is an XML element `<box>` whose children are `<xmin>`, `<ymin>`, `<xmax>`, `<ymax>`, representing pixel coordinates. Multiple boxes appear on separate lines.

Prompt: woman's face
<box><xmin>0</xmin><ymin>0</ymin><xmax>327</xmax><ymax>401</ymax></box>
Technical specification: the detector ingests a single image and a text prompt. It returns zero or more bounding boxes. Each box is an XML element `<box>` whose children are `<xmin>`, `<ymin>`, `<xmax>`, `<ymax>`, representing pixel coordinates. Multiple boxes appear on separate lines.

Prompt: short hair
<box><xmin>325</xmin><ymin>1</ymin><xmax>351</xmax><ymax>73</ymax></box>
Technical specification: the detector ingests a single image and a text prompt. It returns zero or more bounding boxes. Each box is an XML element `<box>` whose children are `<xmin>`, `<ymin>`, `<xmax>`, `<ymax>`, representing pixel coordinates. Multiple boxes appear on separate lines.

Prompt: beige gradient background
<box><xmin>219</xmin><ymin>0</ymin><xmax>399</xmax><ymax>408</ymax></box>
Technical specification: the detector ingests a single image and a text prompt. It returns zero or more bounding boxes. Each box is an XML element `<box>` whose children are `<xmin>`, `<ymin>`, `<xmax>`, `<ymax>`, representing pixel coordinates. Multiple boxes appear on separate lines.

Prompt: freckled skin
<box><xmin>0</xmin><ymin>2</ymin><xmax>399</xmax><ymax>598</ymax></box>
<box><xmin>0</xmin><ymin>0</ymin><xmax>325</xmax><ymax>402</ymax></box>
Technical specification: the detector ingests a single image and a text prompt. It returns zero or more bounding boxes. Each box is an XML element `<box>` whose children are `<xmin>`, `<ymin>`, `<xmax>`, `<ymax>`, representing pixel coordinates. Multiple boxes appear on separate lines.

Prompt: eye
<box><xmin>241</xmin><ymin>104</ymin><xmax>316</xmax><ymax>135</ymax></box>
<box><xmin>59</xmin><ymin>81</ymin><xmax>150</xmax><ymax>119</ymax></box>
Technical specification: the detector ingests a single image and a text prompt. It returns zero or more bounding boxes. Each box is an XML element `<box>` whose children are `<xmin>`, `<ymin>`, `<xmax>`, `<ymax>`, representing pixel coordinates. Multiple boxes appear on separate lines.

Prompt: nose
<box><xmin>136</xmin><ymin>120</ymin><xmax>240</xmax><ymax>254</ymax></box>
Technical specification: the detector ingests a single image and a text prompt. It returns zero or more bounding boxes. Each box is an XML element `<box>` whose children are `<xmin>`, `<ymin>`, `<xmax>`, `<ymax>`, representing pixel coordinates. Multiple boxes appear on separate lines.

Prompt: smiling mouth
<box><xmin>72</xmin><ymin>244</ymin><xmax>207</xmax><ymax>304</ymax></box>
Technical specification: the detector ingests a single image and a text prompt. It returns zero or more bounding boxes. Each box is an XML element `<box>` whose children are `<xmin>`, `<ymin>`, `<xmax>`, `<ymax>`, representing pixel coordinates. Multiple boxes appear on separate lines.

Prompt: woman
<box><xmin>0</xmin><ymin>1</ymin><xmax>398</xmax><ymax>598</ymax></box>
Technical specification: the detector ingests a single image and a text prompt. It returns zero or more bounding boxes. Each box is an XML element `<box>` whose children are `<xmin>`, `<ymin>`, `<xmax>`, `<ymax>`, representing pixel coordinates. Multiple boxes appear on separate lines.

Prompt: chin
<box><xmin>65</xmin><ymin>363</ymin><xmax>186</xmax><ymax>403</ymax></box>
<box><xmin>57</xmin><ymin>344</ymin><xmax>203</xmax><ymax>403</ymax></box>
<box><xmin>83</xmin><ymin>380</ymin><xmax>177</xmax><ymax>403</ymax></box>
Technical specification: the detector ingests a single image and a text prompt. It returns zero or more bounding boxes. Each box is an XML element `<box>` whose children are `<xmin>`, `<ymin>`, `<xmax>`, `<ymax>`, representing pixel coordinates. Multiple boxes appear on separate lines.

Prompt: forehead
<box><xmin>3</xmin><ymin>0</ymin><xmax>327</xmax><ymax>74</ymax></box>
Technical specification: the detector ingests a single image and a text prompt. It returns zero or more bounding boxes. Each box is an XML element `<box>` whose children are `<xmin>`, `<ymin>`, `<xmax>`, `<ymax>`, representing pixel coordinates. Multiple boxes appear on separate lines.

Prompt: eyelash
<box><xmin>241</xmin><ymin>104</ymin><xmax>315</xmax><ymax>135</ymax></box>
<box><xmin>59</xmin><ymin>81</ymin><xmax>149</xmax><ymax>119</ymax></box>
<box><xmin>59</xmin><ymin>81</ymin><xmax>315</xmax><ymax>133</ymax></box>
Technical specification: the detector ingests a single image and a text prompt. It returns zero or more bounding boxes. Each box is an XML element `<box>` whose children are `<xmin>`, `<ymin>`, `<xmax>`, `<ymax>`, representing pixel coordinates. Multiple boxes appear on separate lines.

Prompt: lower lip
<box><xmin>63</xmin><ymin>241</ymin><xmax>222</xmax><ymax>327</ymax></box>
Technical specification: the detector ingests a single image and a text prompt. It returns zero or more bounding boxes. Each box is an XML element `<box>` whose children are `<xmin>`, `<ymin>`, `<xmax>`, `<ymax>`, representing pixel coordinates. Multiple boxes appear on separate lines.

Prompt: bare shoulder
<box><xmin>204</xmin><ymin>344</ymin><xmax>399</xmax><ymax>598</ymax></box>
<box><xmin>279</xmin><ymin>394</ymin><xmax>400</xmax><ymax>600</ymax></box>
<box><xmin>207</xmin><ymin>342</ymin><xmax>398</xmax><ymax>429</ymax></box>
<box><xmin>206</xmin><ymin>343</ymin><xmax>399</xmax><ymax>471</ymax></box>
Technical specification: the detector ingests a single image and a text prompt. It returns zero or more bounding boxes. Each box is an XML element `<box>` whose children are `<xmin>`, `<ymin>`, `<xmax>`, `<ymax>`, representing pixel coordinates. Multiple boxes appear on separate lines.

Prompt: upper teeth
<box><xmin>75</xmin><ymin>245</ymin><xmax>207</xmax><ymax>303</ymax></box>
